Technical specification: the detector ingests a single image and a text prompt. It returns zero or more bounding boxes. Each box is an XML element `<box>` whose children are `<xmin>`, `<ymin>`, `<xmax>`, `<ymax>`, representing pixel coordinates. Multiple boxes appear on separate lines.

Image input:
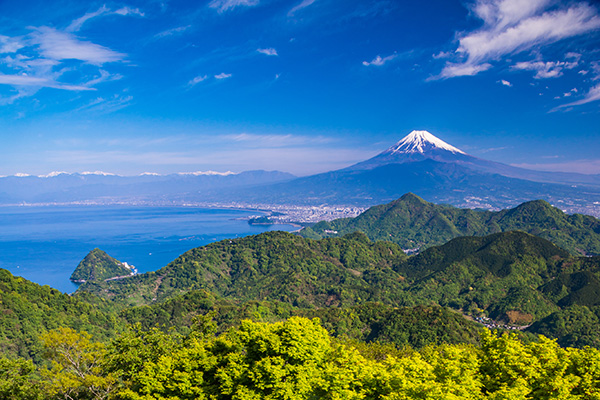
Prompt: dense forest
<box><xmin>3</xmin><ymin>317</ymin><xmax>600</xmax><ymax>399</ymax></box>
<box><xmin>3</xmin><ymin>194</ymin><xmax>600</xmax><ymax>398</ymax></box>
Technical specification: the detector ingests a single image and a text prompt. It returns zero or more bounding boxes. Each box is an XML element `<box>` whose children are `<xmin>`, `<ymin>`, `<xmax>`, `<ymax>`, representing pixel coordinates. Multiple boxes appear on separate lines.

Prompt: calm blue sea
<box><xmin>0</xmin><ymin>206</ymin><xmax>295</xmax><ymax>293</ymax></box>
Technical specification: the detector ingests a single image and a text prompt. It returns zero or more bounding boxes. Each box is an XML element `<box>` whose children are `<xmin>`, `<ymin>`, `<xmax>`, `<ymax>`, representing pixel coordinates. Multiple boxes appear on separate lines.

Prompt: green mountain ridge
<box><xmin>77</xmin><ymin>230</ymin><xmax>600</xmax><ymax>337</ymax></box>
<box><xmin>300</xmin><ymin>193</ymin><xmax>600</xmax><ymax>256</ymax></box>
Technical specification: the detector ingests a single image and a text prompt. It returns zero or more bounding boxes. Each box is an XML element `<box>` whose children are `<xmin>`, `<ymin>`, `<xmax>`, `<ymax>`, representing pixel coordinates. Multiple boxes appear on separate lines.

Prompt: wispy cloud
<box><xmin>0</xmin><ymin>35</ymin><xmax>25</xmax><ymax>53</ymax></box>
<box><xmin>114</xmin><ymin>7</ymin><xmax>145</xmax><ymax>17</ymax></box>
<box><xmin>0</xmin><ymin>73</ymin><xmax>94</xmax><ymax>91</ymax></box>
<box><xmin>75</xmin><ymin>94</ymin><xmax>134</xmax><ymax>114</ymax></box>
<box><xmin>31</xmin><ymin>27</ymin><xmax>125</xmax><ymax>64</ymax></box>
<box><xmin>512</xmin><ymin>60</ymin><xmax>578</xmax><ymax>79</ymax></box>
<box><xmin>512</xmin><ymin>159</ymin><xmax>600</xmax><ymax>174</ymax></box>
<box><xmin>499</xmin><ymin>79</ymin><xmax>512</xmax><ymax>87</ymax></box>
<box><xmin>154</xmin><ymin>25</ymin><xmax>192</xmax><ymax>39</ymax></box>
<box><xmin>226</xmin><ymin>133</ymin><xmax>335</xmax><ymax>147</ymax></box>
<box><xmin>188</xmin><ymin>75</ymin><xmax>208</xmax><ymax>86</ymax></box>
<box><xmin>209</xmin><ymin>0</ymin><xmax>259</xmax><ymax>13</ymax></box>
<box><xmin>66</xmin><ymin>6</ymin><xmax>110</xmax><ymax>32</ymax></box>
<box><xmin>84</xmin><ymin>69</ymin><xmax>123</xmax><ymax>87</ymax></box>
<box><xmin>66</xmin><ymin>5</ymin><xmax>144</xmax><ymax>32</ymax></box>
<box><xmin>362</xmin><ymin>53</ymin><xmax>397</xmax><ymax>67</ymax></box>
<box><xmin>257</xmin><ymin>48</ymin><xmax>278</xmax><ymax>56</ymax></box>
<box><xmin>438</xmin><ymin>0</ymin><xmax>600</xmax><ymax>78</ymax></box>
<box><xmin>553</xmin><ymin>83</ymin><xmax>600</xmax><ymax>110</ymax></box>
<box><xmin>288</xmin><ymin>0</ymin><xmax>318</xmax><ymax>17</ymax></box>
<box><xmin>215</xmin><ymin>72</ymin><xmax>232</xmax><ymax>79</ymax></box>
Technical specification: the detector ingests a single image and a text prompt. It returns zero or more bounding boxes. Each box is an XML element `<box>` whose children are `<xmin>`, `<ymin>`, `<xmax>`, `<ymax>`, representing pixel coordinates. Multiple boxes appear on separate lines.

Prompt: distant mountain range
<box><xmin>240</xmin><ymin>130</ymin><xmax>600</xmax><ymax>215</ymax></box>
<box><xmin>0</xmin><ymin>170</ymin><xmax>295</xmax><ymax>205</ymax></box>
<box><xmin>1</xmin><ymin>130</ymin><xmax>598</xmax><ymax>216</ymax></box>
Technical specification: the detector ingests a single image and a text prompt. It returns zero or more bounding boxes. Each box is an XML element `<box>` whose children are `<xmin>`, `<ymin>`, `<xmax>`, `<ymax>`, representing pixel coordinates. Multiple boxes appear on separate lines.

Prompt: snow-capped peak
<box><xmin>39</xmin><ymin>171</ymin><xmax>69</xmax><ymax>178</ymax></box>
<box><xmin>81</xmin><ymin>171</ymin><xmax>116</xmax><ymax>176</ymax></box>
<box><xmin>387</xmin><ymin>130</ymin><xmax>465</xmax><ymax>155</ymax></box>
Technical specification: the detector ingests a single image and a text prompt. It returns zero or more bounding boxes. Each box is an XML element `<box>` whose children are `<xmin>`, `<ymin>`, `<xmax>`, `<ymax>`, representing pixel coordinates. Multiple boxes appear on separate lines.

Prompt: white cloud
<box><xmin>288</xmin><ymin>0</ymin><xmax>317</xmax><ymax>17</ymax></box>
<box><xmin>362</xmin><ymin>53</ymin><xmax>397</xmax><ymax>67</ymax></box>
<box><xmin>553</xmin><ymin>83</ymin><xmax>600</xmax><ymax>110</ymax></box>
<box><xmin>188</xmin><ymin>75</ymin><xmax>208</xmax><ymax>86</ymax></box>
<box><xmin>500</xmin><ymin>79</ymin><xmax>512</xmax><ymax>86</ymax></box>
<box><xmin>257</xmin><ymin>48</ymin><xmax>278</xmax><ymax>56</ymax></box>
<box><xmin>215</xmin><ymin>72</ymin><xmax>232</xmax><ymax>79</ymax></box>
<box><xmin>114</xmin><ymin>7</ymin><xmax>145</xmax><ymax>17</ymax></box>
<box><xmin>84</xmin><ymin>69</ymin><xmax>123</xmax><ymax>87</ymax></box>
<box><xmin>154</xmin><ymin>25</ymin><xmax>192</xmax><ymax>39</ymax></box>
<box><xmin>31</xmin><ymin>27</ymin><xmax>125</xmax><ymax>64</ymax></box>
<box><xmin>209</xmin><ymin>0</ymin><xmax>259</xmax><ymax>13</ymax></box>
<box><xmin>0</xmin><ymin>35</ymin><xmax>25</xmax><ymax>53</ymax></box>
<box><xmin>75</xmin><ymin>94</ymin><xmax>134</xmax><ymax>113</ymax></box>
<box><xmin>66</xmin><ymin>5</ymin><xmax>144</xmax><ymax>32</ymax></box>
<box><xmin>0</xmin><ymin>73</ymin><xmax>95</xmax><ymax>91</ymax></box>
<box><xmin>439</xmin><ymin>1</ymin><xmax>600</xmax><ymax>78</ymax></box>
<box><xmin>66</xmin><ymin>6</ymin><xmax>110</xmax><ymax>32</ymax></box>
<box><xmin>512</xmin><ymin>60</ymin><xmax>578</xmax><ymax>79</ymax></box>
<box><xmin>437</xmin><ymin>62</ymin><xmax>491</xmax><ymax>78</ymax></box>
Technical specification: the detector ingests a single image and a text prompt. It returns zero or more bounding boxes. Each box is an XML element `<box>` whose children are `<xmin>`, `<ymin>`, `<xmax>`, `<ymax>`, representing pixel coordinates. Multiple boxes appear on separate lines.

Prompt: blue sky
<box><xmin>0</xmin><ymin>0</ymin><xmax>599</xmax><ymax>176</ymax></box>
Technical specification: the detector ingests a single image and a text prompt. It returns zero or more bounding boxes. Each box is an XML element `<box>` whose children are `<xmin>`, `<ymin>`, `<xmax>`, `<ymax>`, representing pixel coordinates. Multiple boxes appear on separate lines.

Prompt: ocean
<box><xmin>0</xmin><ymin>206</ymin><xmax>296</xmax><ymax>293</ymax></box>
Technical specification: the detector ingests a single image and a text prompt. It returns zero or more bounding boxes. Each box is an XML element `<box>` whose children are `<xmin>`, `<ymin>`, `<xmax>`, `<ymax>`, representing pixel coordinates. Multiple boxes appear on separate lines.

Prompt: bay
<box><xmin>0</xmin><ymin>205</ymin><xmax>295</xmax><ymax>293</ymax></box>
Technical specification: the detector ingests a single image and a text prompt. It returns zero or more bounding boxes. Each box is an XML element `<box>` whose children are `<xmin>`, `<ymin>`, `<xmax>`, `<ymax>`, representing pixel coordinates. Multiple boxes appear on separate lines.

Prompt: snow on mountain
<box><xmin>81</xmin><ymin>171</ymin><xmax>116</xmax><ymax>176</ymax></box>
<box><xmin>39</xmin><ymin>171</ymin><xmax>69</xmax><ymax>178</ymax></box>
<box><xmin>384</xmin><ymin>130</ymin><xmax>466</xmax><ymax>155</ymax></box>
<box><xmin>177</xmin><ymin>170</ymin><xmax>237</xmax><ymax>176</ymax></box>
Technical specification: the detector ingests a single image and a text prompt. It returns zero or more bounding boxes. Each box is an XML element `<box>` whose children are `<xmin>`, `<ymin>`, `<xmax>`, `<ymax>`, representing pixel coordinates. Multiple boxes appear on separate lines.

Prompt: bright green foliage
<box><xmin>0</xmin><ymin>357</ymin><xmax>43</xmax><ymax>400</ymax></box>
<box><xmin>71</xmin><ymin>248</ymin><xmax>133</xmax><ymax>283</ymax></box>
<box><xmin>4</xmin><ymin>318</ymin><xmax>600</xmax><ymax>398</ymax></box>
<box><xmin>300</xmin><ymin>193</ymin><xmax>600</xmax><ymax>256</ymax></box>
<box><xmin>107</xmin><ymin>318</ymin><xmax>600</xmax><ymax>400</ymax></box>
<box><xmin>40</xmin><ymin>327</ymin><xmax>117</xmax><ymax>400</ymax></box>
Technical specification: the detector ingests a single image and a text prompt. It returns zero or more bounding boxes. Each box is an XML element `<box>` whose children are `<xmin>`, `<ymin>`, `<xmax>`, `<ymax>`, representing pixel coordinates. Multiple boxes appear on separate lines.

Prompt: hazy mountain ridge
<box><xmin>0</xmin><ymin>131</ymin><xmax>599</xmax><ymax>217</ymax></box>
<box><xmin>0</xmin><ymin>170</ymin><xmax>295</xmax><ymax>205</ymax></box>
<box><xmin>301</xmin><ymin>193</ymin><xmax>600</xmax><ymax>256</ymax></box>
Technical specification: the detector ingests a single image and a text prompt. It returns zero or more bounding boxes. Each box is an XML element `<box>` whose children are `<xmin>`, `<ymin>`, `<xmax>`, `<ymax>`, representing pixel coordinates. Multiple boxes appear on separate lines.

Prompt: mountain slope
<box><xmin>347</xmin><ymin>130</ymin><xmax>600</xmax><ymax>187</ymax></box>
<box><xmin>70</xmin><ymin>248</ymin><xmax>134</xmax><ymax>283</ymax></box>
<box><xmin>77</xmin><ymin>231</ymin><xmax>408</xmax><ymax>308</ymax></box>
<box><xmin>300</xmin><ymin>193</ymin><xmax>600</xmax><ymax>256</ymax></box>
<box><xmin>76</xmin><ymin>230</ymin><xmax>600</xmax><ymax>329</ymax></box>
<box><xmin>240</xmin><ymin>131</ymin><xmax>600</xmax><ymax>216</ymax></box>
<box><xmin>0</xmin><ymin>269</ymin><xmax>123</xmax><ymax>361</ymax></box>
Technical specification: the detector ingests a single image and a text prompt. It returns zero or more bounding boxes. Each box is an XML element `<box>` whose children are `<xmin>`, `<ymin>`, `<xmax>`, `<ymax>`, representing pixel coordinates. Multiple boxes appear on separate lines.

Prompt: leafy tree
<box><xmin>40</xmin><ymin>327</ymin><xmax>116</xmax><ymax>400</ymax></box>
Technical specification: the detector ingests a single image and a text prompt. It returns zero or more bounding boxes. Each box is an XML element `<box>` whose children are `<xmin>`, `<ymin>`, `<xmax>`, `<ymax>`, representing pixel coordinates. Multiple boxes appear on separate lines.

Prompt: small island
<box><xmin>70</xmin><ymin>248</ymin><xmax>137</xmax><ymax>283</ymax></box>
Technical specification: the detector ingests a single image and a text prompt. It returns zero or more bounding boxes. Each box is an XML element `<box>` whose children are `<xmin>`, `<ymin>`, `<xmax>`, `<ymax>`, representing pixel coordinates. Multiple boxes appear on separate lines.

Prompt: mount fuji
<box><xmin>245</xmin><ymin>130</ymin><xmax>600</xmax><ymax>215</ymax></box>
<box><xmin>347</xmin><ymin>130</ymin><xmax>600</xmax><ymax>187</ymax></box>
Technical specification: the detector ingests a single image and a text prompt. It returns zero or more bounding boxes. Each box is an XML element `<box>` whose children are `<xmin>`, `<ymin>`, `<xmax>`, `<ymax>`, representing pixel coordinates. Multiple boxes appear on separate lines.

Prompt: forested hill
<box><xmin>0</xmin><ymin>269</ymin><xmax>124</xmax><ymax>362</ymax></box>
<box><xmin>77</xmin><ymin>230</ymin><xmax>600</xmax><ymax>347</ymax></box>
<box><xmin>300</xmin><ymin>193</ymin><xmax>600</xmax><ymax>256</ymax></box>
<box><xmin>70</xmin><ymin>248</ymin><xmax>133</xmax><ymax>283</ymax></box>
<box><xmin>77</xmin><ymin>231</ymin><xmax>408</xmax><ymax>308</ymax></box>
